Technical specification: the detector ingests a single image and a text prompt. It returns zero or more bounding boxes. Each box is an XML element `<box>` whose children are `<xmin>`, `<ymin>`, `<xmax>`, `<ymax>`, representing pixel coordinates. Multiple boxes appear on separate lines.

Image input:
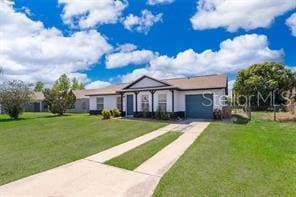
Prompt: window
<box><xmin>141</xmin><ymin>94</ymin><xmax>149</xmax><ymax>112</ymax></box>
<box><xmin>97</xmin><ymin>97</ymin><xmax>104</xmax><ymax>110</ymax></box>
<box><xmin>158</xmin><ymin>94</ymin><xmax>167</xmax><ymax>111</ymax></box>
<box><xmin>116</xmin><ymin>97</ymin><xmax>121</xmax><ymax>110</ymax></box>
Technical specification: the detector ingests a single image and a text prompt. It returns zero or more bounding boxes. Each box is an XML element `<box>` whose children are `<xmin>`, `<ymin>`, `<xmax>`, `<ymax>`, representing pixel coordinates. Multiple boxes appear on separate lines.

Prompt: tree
<box><xmin>72</xmin><ymin>78</ymin><xmax>80</xmax><ymax>90</ymax></box>
<box><xmin>233</xmin><ymin>62</ymin><xmax>295</xmax><ymax>108</ymax></box>
<box><xmin>34</xmin><ymin>81</ymin><xmax>44</xmax><ymax>92</ymax></box>
<box><xmin>78</xmin><ymin>82</ymin><xmax>85</xmax><ymax>90</ymax></box>
<box><xmin>53</xmin><ymin>74</ymin><xmax>71</xmax><ymax>90</ymax></box>
<box><xmin>43</xmin><ymin>74</ymin><xmax>76</xmax><ymax>115</ymax></box>
<box><xmin>72</xmin><ymin>77</ymin><xmax>85</xmax><ymax>90</ymax></box>
<box><xmin>0</xmin><ymin>80</ymin><xmax>32</xmax><ymax>119</ymax></box>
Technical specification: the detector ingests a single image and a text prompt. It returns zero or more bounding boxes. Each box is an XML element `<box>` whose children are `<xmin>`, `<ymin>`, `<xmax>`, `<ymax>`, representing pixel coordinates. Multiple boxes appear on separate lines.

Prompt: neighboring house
<box><xmin>87</xmin><ymin>74</ymin><xmax>228</xmax><ymax>119</ymax></box>
<box><xmin>24</xmin><ymin>92</ymin><xmax>48</xmax><ymax>112</ymax></box>
<box><xmin>67</xmin><ymin>90</ymin><xmax>90</xmax><ymax>113</ymax></box>
<box><xmin>24</xmin><ymin>90</ymin><xmax>93</xmax><ymax>113</ymax></box>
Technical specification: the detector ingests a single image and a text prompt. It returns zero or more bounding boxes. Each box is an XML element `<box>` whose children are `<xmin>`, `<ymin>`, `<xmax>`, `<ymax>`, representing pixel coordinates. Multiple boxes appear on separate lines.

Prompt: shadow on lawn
<box><xmin>37</xmin><ymin>114</ymin><xmax>71</xmax><ymax>119</ymax></box>
<box><xmin>231</xmin><ymin>114</ymin><xmax>250</xmax><ymax>124</ymax></box>
<box><xmin>0</xmin><ymin>113</ymin><xmax>71</xmax><ymax>122</ymax></box>
<box><xmin>0</xmin><ymin>118</ymin><xmax>27</xmax><ymax>123</ymax></box>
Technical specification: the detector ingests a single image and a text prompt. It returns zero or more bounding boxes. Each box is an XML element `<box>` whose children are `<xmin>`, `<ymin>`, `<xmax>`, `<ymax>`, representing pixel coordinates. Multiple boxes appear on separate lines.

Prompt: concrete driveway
<box><xmin>0</xmin><ymin>122</ymin><xmax>209</xmax><ymax>197</ymax></box>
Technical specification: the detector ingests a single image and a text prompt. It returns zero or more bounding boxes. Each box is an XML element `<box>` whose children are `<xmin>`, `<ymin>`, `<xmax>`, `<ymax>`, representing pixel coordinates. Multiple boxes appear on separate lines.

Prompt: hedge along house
<box><xmin>87</xmin><ymin>74</ymin><xmax>228</xmax><ymax>119</ymax></box>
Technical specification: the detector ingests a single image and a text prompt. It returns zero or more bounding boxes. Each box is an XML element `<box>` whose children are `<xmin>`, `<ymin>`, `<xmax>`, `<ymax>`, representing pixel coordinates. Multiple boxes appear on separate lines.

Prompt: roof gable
<box><xmin>123</xmin><ymin>75</ymin><xmax>171</xmax><ymax>89</ymax></box>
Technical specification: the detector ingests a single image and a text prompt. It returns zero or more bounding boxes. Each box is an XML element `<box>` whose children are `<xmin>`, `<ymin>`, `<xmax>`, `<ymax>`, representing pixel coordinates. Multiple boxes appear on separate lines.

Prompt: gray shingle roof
<box><xmin>164</xmin><ymin>74</ymin><xmax>227</xmax><ymax>90</ymax></box>
<box><xmin>87</xmin><ymin>74</ymin><xmax>227</xmax><ymax>96</ymax></box>
<box><xmin>31</xmin><ymin>75</ymin><xmax>227</xmax><ymax>99</ymax></box>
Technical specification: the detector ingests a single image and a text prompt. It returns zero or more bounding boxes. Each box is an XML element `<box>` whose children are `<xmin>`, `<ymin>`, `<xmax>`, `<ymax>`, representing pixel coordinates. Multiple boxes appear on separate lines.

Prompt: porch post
<box><xmin>120</xmin><ymin>92</ymin><xmax>123</xmax><ymax>114</ymax></box>
<box><xmin>135</xmin><ymin>91</ymin><xmax>138</xmax><ymax>116</ymax></box>
<box><xmin>171</xmin><ymin>89</ymin><xmax>175</xmax><ymax>118</ymax></box>
<box><xmin>150</xmin><ymin>90</ymin><xmax>155</xmax><ymax>118</ymax></box>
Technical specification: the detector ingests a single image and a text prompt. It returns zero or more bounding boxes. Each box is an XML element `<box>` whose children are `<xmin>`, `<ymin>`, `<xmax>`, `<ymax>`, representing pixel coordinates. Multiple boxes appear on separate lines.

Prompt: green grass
<box><xmin>154</xmin><ymin>113</ymin><xmax>296</xmax><ymax>196</ymax></box>
<box><xmin>0</xmin><ymin>113</ymin><xmax>167</xmax><ymax>186</ymax></box>
<box><xmin>106</xmin><ymin>132</ymin><xmax>182</xmax><ymax>170</ymax></box>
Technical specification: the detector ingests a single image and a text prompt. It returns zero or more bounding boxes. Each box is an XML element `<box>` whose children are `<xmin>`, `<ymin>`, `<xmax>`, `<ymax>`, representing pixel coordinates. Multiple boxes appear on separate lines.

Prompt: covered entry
<box><xmin>126</xmin><ymin>95</ymin><xmax>134</xmax><ymax>116</ymax></box>
<box><xmin>185</xmin><ymin>94</ymin><xmax>213</xmax><ymax>119</ymax></box>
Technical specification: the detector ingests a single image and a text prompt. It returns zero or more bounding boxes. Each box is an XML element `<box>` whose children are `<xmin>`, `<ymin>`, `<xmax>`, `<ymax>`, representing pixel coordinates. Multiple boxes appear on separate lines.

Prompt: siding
<box><xmin>67</xmin><ymin>98</ymin><xmax>89</xmax><ymax>113</ymax></box>
<box><xmin>129</xmin><ymin>78</ymin><xmax>165</xmax><ymax>89</ymax></box>
<box><xmin>89</xmin><ymin>88</ymin><xmax>226</xmax><ymax>113</ymax></box>
<box><xmin>89</xmin><ymin>95</ymin><xmax>120</xmax><ymax>110</ymax></box>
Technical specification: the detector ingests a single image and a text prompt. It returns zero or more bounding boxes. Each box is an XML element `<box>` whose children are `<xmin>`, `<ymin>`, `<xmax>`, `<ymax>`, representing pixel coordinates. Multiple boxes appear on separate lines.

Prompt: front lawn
<box><xmin>154</xmin><ymin>113</ymin><xmax>296</xmax><ymax>196</ymax></box>
<box><xmin>106</xmin><ymin>132</ymin><xmax>182</xmax><ymax>170</ymax></box>
<box><xmin>0</xmin><ymin>113</ymin><xmax>167</xmax><ymax>186</ymax></box>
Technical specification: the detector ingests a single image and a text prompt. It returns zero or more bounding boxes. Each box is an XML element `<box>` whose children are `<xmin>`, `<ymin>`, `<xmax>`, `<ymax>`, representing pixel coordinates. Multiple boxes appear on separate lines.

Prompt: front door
<box><xmin>126</xmin><ymin>95</ymin><xmax>134</xmax><ymax>116</ymax></box>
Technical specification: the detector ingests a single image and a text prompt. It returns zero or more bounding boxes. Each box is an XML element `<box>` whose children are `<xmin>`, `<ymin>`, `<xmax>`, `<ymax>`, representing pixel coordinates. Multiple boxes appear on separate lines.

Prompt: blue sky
<box><xmin>1</xmin><ymin>0</ymin><xmax>296</xmax><ymax>88</ymax></box>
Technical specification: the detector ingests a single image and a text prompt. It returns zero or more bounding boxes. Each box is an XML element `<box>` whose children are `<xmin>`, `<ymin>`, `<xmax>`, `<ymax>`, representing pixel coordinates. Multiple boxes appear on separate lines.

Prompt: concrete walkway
<box><xmin>0</xmin><ymin>121</ymin><xmax>209</xmax><ymax>197</ymax></box>
<box><xmin>135</xmin><ymin>122</ymin><xmax>209</xmax><ymax>177</ymax></box>
<box><xmin>86</xmin><ymin>123</ymin><xmax>184</xmax><ymax>163</ymax></box>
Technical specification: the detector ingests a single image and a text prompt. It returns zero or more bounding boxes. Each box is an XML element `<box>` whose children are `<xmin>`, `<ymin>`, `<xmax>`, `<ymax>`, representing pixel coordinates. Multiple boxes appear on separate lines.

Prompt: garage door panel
<box><xmin>185</xmin><ymin>94</ymin><xmax>213</xmax><ymax>119</ymax></box>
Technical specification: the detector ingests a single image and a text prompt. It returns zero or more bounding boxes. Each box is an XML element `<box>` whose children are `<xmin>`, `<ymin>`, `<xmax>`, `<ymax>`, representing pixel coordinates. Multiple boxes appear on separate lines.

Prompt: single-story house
<box><xmin>24</xmin><ymin>90</ymin><xmax>92</xmax><ymax>113</ymax></box>
<box><xmin>24</xmin><ymin>92</ymin><xmax>48</xmax><ymax>112</ymax></box>
<box><xmin>87</xmin><ymin>74</ymin><xmax>228</xmax><ymax>119</ymax></box>
<box><xmin>67</xmin><ymin>90</ymin><xmax>90</xmax><ymax>113</ymax></box>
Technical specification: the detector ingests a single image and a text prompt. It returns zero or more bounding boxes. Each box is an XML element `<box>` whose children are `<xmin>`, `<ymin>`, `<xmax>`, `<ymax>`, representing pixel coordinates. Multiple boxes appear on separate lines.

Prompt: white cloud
<box><xmin>122</xmin><ymin>9</ymin><xmax>162</xmax><ymax>34</ymax></box>
<box><xmin>0</xmin><ymin>0</ymin><xmax>112</xmax><ymax>85</ymax></box>
<box><xmin>106</xmin><ymin>48</ymin><xmax>156</xmax><ymax>69</ymax></box>
<box><xmin>191</xmin><ymin>0</ymin><xmax>296</xmax><ymax>32</ymax></box>
<box><xmin>286</xmin><ymin>13</ymin><xmax>296</xmax><ymax>36</ymax></box>
<box><xmin>115</xmin><ymin>43</ymin><xmax>138</xmax><ymax>52</ymax></box>
<box><xmin>147</xmin><ymin>0</ymin><xmax>174</xmax><ymax>5</ymax></box>
<box><xmin>58</xmin><ymin>0</ymin><xmax>127</xmax><ymax>29</ymax></box>
<box><xmin>85</xmin><ymin>80</ymin><xmax>111</xmax><ymax>89</ymax></box>
<box><xmin>121</xmin><ymin>34</ymin><xmax>284</xmax><ymax>82</ymax></box>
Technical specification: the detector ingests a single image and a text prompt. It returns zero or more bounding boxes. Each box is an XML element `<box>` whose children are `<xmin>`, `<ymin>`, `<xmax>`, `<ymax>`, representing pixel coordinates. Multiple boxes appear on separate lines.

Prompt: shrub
<box><xmin>0</xmin><ymin>80</ymin><xmax>32</xmax><ymax>119</ymax></box>
<box><xmin>155</xmin><ymin>107</ymin><xmax>171</xmax><ymax>120</ymax></box>
<box><xmin>222</xmin><ymin>106</ymin><xmax>232</xmax><ymax>119</ymax></box>
<box><xmin>213</xmin><ymin>108</ymin><xmax>222</xmax><ymax>120</ymax></box>
<box><xmin>112</xmin><ymin>108</ymin><xmax>121</xmax><ymax>117</ymax></box>
<box><xmin>143</xmin><ymin>109</ymin><xmax>149</xmax><ymax>118</ymax></box>
<box><xmin>101</xmin><ymin>109</ymin><xmax>111</xmax><ymax>119</ymax></box>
